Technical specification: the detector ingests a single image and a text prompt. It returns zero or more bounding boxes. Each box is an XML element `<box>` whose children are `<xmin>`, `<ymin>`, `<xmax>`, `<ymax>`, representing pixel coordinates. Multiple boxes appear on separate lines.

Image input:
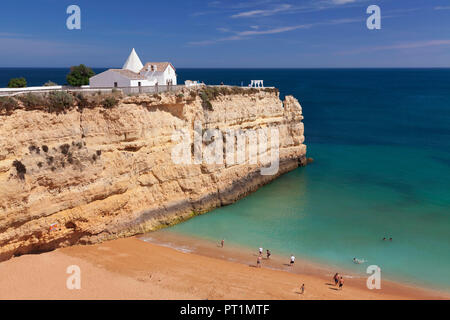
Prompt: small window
<box><xmin>114</xmin><ymin>82</ymin><xmax>118</xmax><ymax>88</ymax></box>
<box><xmin>138</xmin><ymin>82</ymin><xmax>141</xmax><ymax>86</ymax></box>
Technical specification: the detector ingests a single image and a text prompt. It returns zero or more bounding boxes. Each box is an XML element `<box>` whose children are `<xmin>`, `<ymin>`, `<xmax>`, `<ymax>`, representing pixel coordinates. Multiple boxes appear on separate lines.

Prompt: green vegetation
<box><xmin>47</xmin><ymin>91</ymin><xmax>74</xmax><ymax>113</ymax></box>
<box><xmin>196</xmin><ymin>86</ymin><xmax>279</xmax><ymax>111</ymax></box>
<box><xmin>0</xmin><ymin>84</ymin><xmax>275</xmax><ymax>115</ymax></box>
<box><xmin>0</xmin><ymin>96</ymin><xmax>19</xmax><ymax>114</ymax></box>
<box><xmin>18</xmin><ymin>93</ymin><xmax>47</xmax><ymax>110</ymax></box>
<box><xmin>66</xmin><ymin>64</ymin><xmax>95</xmax><ymax>87</ymax></box>
<box><xmin>200</xmin><ymin>91</ymin><xmax>213</xmax><ymax>111</ymax></box>
<box><xmin>8</xmin><ymin>77</ymin><xmax>27</xmax><ymax>88</ymax></box>
<box><xmin>16</xmin><ymin>91</ymin><xmax>74</xmax><ymax>113</ymax></box>
<box><xmin>75</xmin><ymin>91</ymin><xmax>122</xmax><ymax>110</ymax></box>
<box><xmin>101</xmin><ymin>96</ymin><xmax>119</xmax><ymax>108</ymax></box>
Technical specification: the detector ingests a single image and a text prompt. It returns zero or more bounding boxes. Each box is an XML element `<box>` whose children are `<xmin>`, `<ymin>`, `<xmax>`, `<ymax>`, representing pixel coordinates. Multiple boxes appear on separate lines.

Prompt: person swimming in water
<box><xmin>353</xmin><ymin>257</ymin><xmax>366</xmax><ymax>264</ymax></box>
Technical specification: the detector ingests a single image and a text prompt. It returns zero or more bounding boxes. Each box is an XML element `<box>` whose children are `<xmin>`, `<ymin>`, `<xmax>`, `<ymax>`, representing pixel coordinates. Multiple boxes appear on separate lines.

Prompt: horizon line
<box><xmin>1</xmin><ymin>66</ymin><xmax>450</xmax><ymax>70</ymax></box>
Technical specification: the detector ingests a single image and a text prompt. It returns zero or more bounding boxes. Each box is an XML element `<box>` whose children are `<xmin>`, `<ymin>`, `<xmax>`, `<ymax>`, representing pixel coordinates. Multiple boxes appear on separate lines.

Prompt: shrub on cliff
<box><xmin>101</xmin><ymin>96</ymin><xmax>118</xmax><ymax>109</ymax></box>
<box><xmin>199</xmin><ymin>91</ymin><xmax>213</xmax><ymax>111</ymax></box>
<box><xmin>0</xmin><ymin>97</ymin><xmax>19</xmax><ymax>114</ymax></box>
<box><xmin>48</xmin><ymin>91</ymin><xmax>74</xmax><ymax>113</ymax></box>
<box><xmin>189</xmin><ymin>91</ymin><xmax>197</xmax><ymax>99</ymax></box>
<box><xmin>66</xmin><ymin>65</ymin><xmax>95</xmax><ymax>87</ymax></box>
<box><xmin>75</xmin><ymin>93</ymin><xmax>90</xmax><ymax>109</ymax></box>
<box><xmin>75</xmin><ymin>92</ymin><xmax>121</xmax><ymax>110</ymax></box>
<box><xmin>12</xmin><ymin>160</ymin><xmax>26</xmax><ymax>179</ymax></box>
<box><xmin>263</xmin><ymin>87</ymin><xmax>279</xmax><ymax>94</ymax></box>
<box><xmin>8</xmin><ymin>77</ymin><xmax>27</xmax><ymax>88</ymax></box>
<box><xmin>59</xmin><ymin>143</ymin><xmax>70</xmax><ymax>155</ymax></box>
<box><xmin>17</xmin><ymin>93</ymin><xmax>47</xmax><ymax>110</ymax></box>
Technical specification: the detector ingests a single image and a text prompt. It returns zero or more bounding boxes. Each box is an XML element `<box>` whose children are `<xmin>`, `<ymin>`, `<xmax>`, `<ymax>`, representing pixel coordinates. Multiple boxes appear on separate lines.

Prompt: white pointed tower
<box><xmin>122</xmin><ymin>48</ymin><xmax>144</xmax><ymax>73</ymax></box>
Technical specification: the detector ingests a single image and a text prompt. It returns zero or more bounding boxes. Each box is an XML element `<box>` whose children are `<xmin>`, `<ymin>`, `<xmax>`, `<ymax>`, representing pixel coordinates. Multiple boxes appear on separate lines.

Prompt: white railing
<box><xmin>0</xmin><ymin>84</ymin><xmax>189</xmax><ymax>97</ymax></box>
<box><xmin>0</xmin><ymin>83</ymin><xmax>275</xmax><ymax>97</ymax></box>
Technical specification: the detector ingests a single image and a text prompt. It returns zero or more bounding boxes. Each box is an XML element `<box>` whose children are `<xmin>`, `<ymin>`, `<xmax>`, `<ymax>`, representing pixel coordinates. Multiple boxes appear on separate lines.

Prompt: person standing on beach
<box><xmin>333</xmin><ymin>273</ymin><xmax>339</xmax><ymax>286</ymax></box>
<box><xmin>266</xmin><ymin>250</ymin><xmax>271</xmax><ymax>259</ymax></box>
<box><xmin>300</xmin><ymin>283</ymin><xmax>305</xmax><ymax>294</ymax></box>
<box><xmin>259</xmin><ymin>247</ymin><xmax>263</xmax><ymax>255</ymax></box>
<box><xmin>290</xmin><ymin>254</ymin><xmax>295</xmax><ymax>266</ymax></box>
<box><xmin>221</xmin><ymin>239</ymin><xmax>224</xmax><ymax>248</ymax></box>
<box><xmin>339</xmin><ymin>277</ymin><xmax>344</xmax><ymax>290</ymax></box>
<box><xmin>257</xmin><ymin>255</ymin><xmax>262</xmax><ymax>268</ymax></box>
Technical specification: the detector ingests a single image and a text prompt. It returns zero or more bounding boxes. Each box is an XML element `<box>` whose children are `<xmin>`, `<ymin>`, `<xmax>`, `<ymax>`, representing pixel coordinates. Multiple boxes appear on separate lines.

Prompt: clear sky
<box><xmin>0</xmin><ymin>0</ymin><xmax>449</xmax><ymax>68</ymax></box>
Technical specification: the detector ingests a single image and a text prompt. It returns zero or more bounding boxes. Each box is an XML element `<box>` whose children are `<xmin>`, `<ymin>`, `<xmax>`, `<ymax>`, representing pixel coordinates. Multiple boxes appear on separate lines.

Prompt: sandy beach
<box><xmin>0</xmin><ymin>236</ymin><xmax>447</xmax><ymax>300</ymax></box>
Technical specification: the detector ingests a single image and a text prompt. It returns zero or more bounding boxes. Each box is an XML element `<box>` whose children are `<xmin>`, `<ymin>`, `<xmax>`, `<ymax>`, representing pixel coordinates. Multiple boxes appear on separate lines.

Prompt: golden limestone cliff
<box><xmin>0</xmin><ymin>88</ymin><xmax>306</xmax><ymax>260</ymax></box>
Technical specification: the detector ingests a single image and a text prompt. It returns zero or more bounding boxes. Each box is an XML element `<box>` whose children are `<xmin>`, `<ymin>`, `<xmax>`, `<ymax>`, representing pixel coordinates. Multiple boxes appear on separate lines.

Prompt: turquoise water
<box><xmin>166</xmin><ymin>143</ymin><xmax>450</xmax><ymax>290</ymax></box>
<box><xmin>161</xmin><ymin>69</ymin><xmax>450</xmax><ymax>291</ymax></box>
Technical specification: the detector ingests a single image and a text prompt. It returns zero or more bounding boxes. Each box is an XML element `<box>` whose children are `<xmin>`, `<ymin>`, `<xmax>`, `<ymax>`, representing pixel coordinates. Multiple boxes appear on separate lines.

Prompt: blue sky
<box><xmin>0</xmin><ymin>0</ymin><xmax>449</xmax><ymax>68</ymax></box>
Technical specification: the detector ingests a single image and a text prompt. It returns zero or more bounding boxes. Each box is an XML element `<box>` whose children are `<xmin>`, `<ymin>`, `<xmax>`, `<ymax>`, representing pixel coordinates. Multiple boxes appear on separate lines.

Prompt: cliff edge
<box><xmin>0</xmin><ymin>87</ymin><xmax>306</xmax><ymax>260</ymax></box>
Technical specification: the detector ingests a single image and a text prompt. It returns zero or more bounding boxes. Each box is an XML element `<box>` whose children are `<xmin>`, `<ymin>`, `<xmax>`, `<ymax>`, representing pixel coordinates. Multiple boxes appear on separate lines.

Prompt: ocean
<box><xmin>1</xmin><ymin>68</ymin><xmax>450</xmax><ymax>292</ymax></box>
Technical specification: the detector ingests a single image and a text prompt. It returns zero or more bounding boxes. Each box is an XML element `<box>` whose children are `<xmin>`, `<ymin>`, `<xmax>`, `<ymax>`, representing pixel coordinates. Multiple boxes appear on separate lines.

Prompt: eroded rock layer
<box><xmin>0</xmin><ymin>89</ymin><xmax>306</xmax><ymax>260</ymax></box>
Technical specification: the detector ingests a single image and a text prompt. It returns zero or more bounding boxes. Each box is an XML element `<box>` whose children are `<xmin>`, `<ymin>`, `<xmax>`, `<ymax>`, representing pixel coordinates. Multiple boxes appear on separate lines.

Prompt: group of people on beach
<box><xmin>255</xmin><ymin>246</ymin><xmax>295</xmax><ymax>268</ymax></box>
<box><xmin>221</xmin><ymin>240</ymin><xmax>294</xmax><ymax>269</ymax></box>
<box><xmin>256</xmin><ymin>247</ymin><xmax>273</xmax><ymax>268</ymax></box>
<box><xmin>220</xmin><ymin>239</ymin><xmax>350</xmax><ymax>294</ymax></box>
<box><xmin>333</xmin><ymin>273</ymin><xmax>345</xmax><ymax>290</ymax></box>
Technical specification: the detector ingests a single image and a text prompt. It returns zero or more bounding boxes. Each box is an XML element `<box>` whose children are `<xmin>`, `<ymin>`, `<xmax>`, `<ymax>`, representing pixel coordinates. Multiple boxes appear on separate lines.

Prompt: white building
<box><xmin>89</xmin><ymin>48</ymin><xmax>177</xmax><ymax>88</ymax></box>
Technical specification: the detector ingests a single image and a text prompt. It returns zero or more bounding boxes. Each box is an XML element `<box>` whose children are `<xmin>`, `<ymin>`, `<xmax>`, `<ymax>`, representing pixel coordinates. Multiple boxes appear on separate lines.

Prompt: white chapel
<box><xmin>89</xmin><ymin>48</ymin><xmax>177</xmax><ymax>88</ymax></box>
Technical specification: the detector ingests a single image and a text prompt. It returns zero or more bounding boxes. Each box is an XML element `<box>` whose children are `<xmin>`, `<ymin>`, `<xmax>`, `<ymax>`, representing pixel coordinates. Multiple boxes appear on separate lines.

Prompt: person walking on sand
<box><xmin>300</xmin><ymin>283</ymin><xmax>305</xmax><ymax>294</ymax></box>
<box><xmin>266</xmin><ymin>249</ymin><xmax>271</xmax><ymax>259</ymax></box>
<box><xmin>259</xmin><ymin>247</ymin><xmax>263</xmax><ymax>255</ymax></box>
<box><xmin>333</xmin><ymin>273</ymin><xmax>340</xmax><ymax>286</ymax></box>
<box><xmin>339</xmin><ymin>277</ymin><xmax>344</xmax><ymax>290</ymax></box>
<box><xmin>257</xmin><ymin>255</ymin><xmax>262</xmax><ymax>268</ymax></box>
<box><xmin>221</xmin><ymin>239</ymin><xmax>224</xmax><ymax>248</ymax></box>
<box><xmin>290</xmin><ymin>254</ymin><xmax>295</xmax><ymax>266</ymax></box>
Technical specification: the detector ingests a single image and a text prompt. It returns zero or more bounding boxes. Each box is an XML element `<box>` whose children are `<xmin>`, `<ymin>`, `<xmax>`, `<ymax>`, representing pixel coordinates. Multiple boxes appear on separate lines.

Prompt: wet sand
<box><xmin>0</xmin><ymin>236</ymin><xmax>447</xmax><ymax>300</ymax></box>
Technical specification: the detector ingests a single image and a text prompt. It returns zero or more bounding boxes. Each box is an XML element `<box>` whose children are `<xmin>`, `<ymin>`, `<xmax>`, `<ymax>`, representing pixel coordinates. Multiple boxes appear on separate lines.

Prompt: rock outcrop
<box><xmin>0</xmin><ymin>88</ymin><xmax>306</xmax><ymax>260</ymax></box>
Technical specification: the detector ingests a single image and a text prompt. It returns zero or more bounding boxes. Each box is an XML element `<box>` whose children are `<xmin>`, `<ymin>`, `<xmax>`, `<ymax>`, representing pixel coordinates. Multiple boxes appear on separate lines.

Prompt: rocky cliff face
<box><xmin>0</xmin><ymin>88</ymin><xmax>306</xmax><ymax>260</ymax></box>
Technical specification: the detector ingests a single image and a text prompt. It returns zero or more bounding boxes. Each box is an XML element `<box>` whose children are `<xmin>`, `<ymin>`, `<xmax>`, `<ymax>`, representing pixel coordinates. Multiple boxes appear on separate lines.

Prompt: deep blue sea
<box><xmin>1</xmin><ymin>68</ymin><xmax>450</xmax><ymax>291</ymax></box>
